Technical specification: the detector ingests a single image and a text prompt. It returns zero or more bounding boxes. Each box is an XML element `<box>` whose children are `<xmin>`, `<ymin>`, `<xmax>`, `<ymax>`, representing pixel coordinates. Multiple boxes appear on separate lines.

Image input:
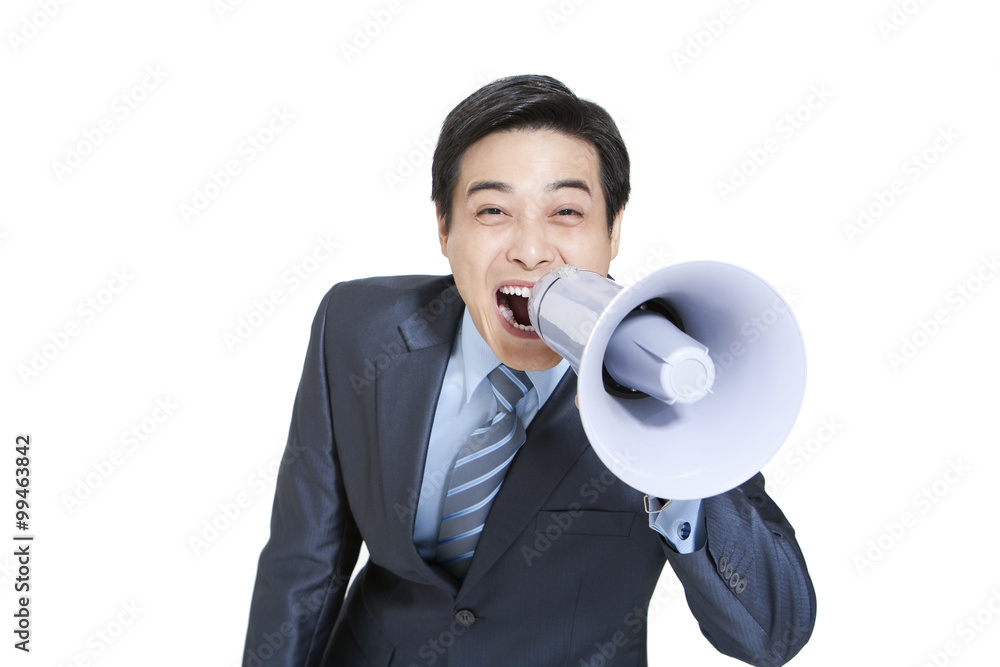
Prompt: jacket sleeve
<box><xmin>242</xmin><ymin>288</ymin><xmax>363</xmax><ymax>667</ymax></box>
<box><xmin>661</xmin><ymin>473</ymin><xmax>816</xmax><ymax>667</ymax></box>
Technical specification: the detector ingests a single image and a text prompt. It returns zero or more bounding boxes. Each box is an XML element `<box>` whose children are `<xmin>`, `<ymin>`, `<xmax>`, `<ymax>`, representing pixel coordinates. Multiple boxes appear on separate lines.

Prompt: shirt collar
<box><xmin>459</xmin><ymin>308</ymin><xmax>569</xmax><ymax>405</ymax></box>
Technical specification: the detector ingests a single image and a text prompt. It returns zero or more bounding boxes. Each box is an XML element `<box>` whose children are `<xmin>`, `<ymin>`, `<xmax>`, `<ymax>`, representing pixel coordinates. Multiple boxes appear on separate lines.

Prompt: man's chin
<box><xmin>492</xmin><ymin>336</ymin><xmax>562</xmax><ymax>372</ymax></box>
<box><xmin>471</xmin><ymin>308</ymin><xmax>562</xmax><ymax>370</ymax></box>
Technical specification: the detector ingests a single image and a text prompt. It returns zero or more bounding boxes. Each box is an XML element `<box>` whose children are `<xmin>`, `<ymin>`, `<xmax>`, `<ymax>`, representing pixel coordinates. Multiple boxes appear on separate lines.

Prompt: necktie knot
<box><xmin>487</xmin><ymin>365</ymin><xmax>532</xmax><ymax>414</ymax></box>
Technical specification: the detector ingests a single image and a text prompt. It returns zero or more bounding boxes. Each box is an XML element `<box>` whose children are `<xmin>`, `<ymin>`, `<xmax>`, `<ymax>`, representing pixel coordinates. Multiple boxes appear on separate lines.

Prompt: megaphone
<box><xmin>527</xmin><ymin>262</ymin><xmax>806</xmax><ymax>500</ymax></box>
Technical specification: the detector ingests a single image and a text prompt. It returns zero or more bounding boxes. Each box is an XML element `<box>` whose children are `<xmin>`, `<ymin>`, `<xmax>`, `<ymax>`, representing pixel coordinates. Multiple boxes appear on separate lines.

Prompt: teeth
<box><xmin>496</xmin><ymin>284</ymin><xmax>535</xmax><ymax>332</ymax></box>
<box><xmin>499</xmin><ymin>285</ymin><xmax>532</xmax><ymax>298</ymax></box>
<box><xmin>498</xmin><ymin>303</ymin><xmax>535</xmax><ymax>332</ymax></box>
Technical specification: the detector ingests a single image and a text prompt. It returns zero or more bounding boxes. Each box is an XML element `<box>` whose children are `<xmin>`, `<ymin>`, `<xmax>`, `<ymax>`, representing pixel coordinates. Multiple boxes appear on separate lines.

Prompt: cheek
<box><xmin>452</xmin><ymin>233</ymin><xmax>501</xmax><ymax>276</ymax></box>
<box><xmin>446</xmin><ymin>240</ymin><xmax>493</xmax><ymax>304</ymax></box>
<box><xmin>445</xmin><ymin>235</ymin><xmax>473</xmax><ymax>272</ymax></box>
<box><xmin>564</xmin><ymin>238</ymin><xmax>614</xmax><ymax>274</ymax></box>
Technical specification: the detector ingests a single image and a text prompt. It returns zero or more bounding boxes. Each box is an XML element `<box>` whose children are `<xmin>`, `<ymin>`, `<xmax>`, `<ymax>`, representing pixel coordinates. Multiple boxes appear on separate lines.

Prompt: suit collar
<box><xmin>460</xmin><ymin>309</ymin><xmax>498</xmax><ymax>404</ymax></box>
<box><xmin>397</xmin><ymin>280</ymin><xmax>461</xmax><ymax>352</ymax></box>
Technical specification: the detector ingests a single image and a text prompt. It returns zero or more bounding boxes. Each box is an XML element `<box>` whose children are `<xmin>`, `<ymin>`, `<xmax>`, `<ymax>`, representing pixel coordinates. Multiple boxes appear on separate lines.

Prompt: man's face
<box><xmin>438</xmin><ymin>129</ymin><xmax>622</xmax><ymax>371</ymax></box>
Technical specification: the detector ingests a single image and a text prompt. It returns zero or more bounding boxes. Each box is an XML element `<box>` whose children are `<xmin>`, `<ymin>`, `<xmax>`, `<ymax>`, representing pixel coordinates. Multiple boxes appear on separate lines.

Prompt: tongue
<box><xmin>509</xmin><ymin>294</ymin><xmax>531</xmax><ymax>327</ymax></box>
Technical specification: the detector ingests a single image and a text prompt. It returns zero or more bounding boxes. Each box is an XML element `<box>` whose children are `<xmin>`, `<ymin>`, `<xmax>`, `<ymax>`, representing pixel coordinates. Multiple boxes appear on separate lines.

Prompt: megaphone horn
<box><xmin>527</xmin><ymin>262</ymin><xmax>806</xmax><ymax>500</ymax></box>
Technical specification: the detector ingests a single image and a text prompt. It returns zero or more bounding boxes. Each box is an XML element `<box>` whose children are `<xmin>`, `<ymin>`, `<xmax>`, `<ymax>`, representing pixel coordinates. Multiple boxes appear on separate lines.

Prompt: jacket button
<box><xmin>455</xmin><ymin>610</ymin><xmax>476</xmax><ymax>627</ymax></box>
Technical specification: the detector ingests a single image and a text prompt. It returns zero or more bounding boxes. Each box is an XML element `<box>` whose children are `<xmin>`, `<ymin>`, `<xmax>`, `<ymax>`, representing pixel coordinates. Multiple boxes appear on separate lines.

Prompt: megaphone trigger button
<box><xmin>677</xmin><ymin>522</ymin><xmax>692</xmax><ymax>541</ymax></box>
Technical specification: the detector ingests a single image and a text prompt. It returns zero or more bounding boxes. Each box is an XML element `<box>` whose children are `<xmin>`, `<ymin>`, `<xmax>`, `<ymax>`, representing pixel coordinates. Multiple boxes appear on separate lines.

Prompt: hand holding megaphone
<box><xmin>527</xmin><ymin>262</ymin><xmax>806</xmax><ymax>500</ymax></box>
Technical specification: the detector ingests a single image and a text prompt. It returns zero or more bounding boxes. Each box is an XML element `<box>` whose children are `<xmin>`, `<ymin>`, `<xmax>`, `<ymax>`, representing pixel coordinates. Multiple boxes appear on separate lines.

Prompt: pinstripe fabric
<box><xmin>436</xmin><ymin>365</ymin><xmax>532</xmax><ymax>579</ymax></box>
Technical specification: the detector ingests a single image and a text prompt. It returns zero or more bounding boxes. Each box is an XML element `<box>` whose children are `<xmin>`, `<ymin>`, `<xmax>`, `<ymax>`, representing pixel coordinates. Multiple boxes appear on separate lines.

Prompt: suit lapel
<box><xmin>375</xmin><ymin>282</ymin><xmax>463</xmax><ymax>590</ymax></box>
<box><xmin>461</xmin><ymin>369</ymin><xmax>590</xmax><ymax>591</ymax></box>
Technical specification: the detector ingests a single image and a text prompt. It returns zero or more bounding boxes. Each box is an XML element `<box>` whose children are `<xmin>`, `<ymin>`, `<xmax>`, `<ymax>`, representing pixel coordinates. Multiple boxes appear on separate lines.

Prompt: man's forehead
<box><xmin>455</xmin><ymin>130</ymin><xmax>600</xmax><ymax>193</ymax></box>
<box><xmin>465</xmin><ymin>128</ymin><xmax>596</xmax><ymax>158</ymax></box>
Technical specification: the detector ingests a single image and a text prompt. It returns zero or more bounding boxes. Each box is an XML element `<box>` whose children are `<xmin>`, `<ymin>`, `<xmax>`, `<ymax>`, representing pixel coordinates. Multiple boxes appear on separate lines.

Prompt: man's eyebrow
<box><xmin>466</xmin><ymin>181</ymin><xmax>513</xmax><ymax>198</ymax></box>
<box><xmin>545</xmin><ymin>179</ymin><xmax>591</xmax><ymax>196</ymax></box>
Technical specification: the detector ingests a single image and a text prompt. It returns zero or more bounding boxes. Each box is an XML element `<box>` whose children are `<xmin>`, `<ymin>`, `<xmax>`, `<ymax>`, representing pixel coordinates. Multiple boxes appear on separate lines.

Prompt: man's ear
<box><xmin>436</xmin><ymin>204</ymin><xmax>449</xmax><ymax>258</ymax></box>
<box><xmin>609</xmin><ymin>207</ymin><xmax>624</xmax><ymax>261</ymax></box>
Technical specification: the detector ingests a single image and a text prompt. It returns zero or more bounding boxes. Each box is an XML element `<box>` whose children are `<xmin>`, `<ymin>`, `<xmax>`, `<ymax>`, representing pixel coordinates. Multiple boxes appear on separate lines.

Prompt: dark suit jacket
<box><xmin>243</xmin><ymin>275</ymin><xmax>816</xmax><ymax>667</ymax></box>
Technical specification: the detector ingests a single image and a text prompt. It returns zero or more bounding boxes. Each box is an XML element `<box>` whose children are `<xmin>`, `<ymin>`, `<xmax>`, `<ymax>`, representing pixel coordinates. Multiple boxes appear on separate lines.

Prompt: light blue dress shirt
<box><xmin>413</xmin><ymin>308</ymin><xmax>705</xmax><ymax>559</ymax></box>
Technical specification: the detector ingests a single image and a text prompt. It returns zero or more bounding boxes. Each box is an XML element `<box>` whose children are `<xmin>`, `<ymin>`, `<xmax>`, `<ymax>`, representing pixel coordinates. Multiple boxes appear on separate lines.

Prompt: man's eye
<box><xmin>478</xmin><ymin>207</ymin><xmax>503</xmax><ymax>216</ymax></box>
<box><xmin>557</xmin><ymin>208</ymin><xmax>582</xmax><ymax>216</ymax></box>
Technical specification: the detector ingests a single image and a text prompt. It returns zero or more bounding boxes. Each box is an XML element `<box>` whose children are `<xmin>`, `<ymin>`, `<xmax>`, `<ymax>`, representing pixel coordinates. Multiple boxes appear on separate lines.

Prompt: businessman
<box><xmin>243</xmin><ymin>75</ymin><xmax>816</xmax><ymax>666</ymax></box>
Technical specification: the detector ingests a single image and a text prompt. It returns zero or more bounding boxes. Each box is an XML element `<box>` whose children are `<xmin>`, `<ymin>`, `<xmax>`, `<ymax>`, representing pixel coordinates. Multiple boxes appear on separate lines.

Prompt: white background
<box><xmin>3</xmin><ymin>0</ymin><xmax>999</xmax><ymax>665</ymax></box>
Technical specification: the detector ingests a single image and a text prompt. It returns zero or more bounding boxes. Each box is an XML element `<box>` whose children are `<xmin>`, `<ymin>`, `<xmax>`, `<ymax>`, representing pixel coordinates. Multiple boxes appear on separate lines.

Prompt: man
<box><xmin>243</xmin><ymin>75</ymin><xmax>816</xmax><ymax>667</ymax></box>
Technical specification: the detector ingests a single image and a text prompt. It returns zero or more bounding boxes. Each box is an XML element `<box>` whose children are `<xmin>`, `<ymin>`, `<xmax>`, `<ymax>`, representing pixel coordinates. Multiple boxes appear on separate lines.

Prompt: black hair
<box><xmin>431</xmin><ymin>74</ymin><xmax>630</xmax><ymax>235</ymax></box>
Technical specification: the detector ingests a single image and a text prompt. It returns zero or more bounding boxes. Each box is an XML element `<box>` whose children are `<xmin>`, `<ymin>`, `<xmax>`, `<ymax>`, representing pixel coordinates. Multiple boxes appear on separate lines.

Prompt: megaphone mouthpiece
<box><xmin>604</xmin><ymin>309</ymin><xmax>717</xmax><ymax>405</ymax></box>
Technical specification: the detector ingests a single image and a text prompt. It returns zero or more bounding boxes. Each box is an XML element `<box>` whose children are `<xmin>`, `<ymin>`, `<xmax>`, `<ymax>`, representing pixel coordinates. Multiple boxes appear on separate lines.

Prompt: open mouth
<box><xmin>496</xmin><ymin>285</ymin><xmax>535</xmax><ymax>333</ymax></box>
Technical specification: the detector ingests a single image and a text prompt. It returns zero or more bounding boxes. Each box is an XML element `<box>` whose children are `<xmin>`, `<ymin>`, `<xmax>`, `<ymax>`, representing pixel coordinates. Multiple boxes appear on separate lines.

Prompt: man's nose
<box><xmin>507</xmin><ymin>219</ymin><xmax>556</xmax><ymax>271</ymax></box>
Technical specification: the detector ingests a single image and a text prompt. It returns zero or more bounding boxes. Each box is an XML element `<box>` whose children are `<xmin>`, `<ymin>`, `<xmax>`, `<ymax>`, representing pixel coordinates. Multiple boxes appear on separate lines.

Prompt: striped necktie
<box><xmin>436</xmin><ymin>365</ymin><xmax>533</xmax><ymax>579</ymax></box>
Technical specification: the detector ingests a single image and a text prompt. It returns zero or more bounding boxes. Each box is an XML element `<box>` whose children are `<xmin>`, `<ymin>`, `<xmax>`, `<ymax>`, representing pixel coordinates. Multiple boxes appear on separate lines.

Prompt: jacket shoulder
<box><xmin>323</xmin><ymin>274</ymin><xmax>450</xmax><ymax>306</ymax></box>
<box><xmin>316</xmin><ymin>274</ymin><xmax>460</xmax><ymax>350</ymax></box>
<box><xmin>320</xmin><ymin>274</ymin><xmax>455</xmax><ymax>316</ymax></box>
